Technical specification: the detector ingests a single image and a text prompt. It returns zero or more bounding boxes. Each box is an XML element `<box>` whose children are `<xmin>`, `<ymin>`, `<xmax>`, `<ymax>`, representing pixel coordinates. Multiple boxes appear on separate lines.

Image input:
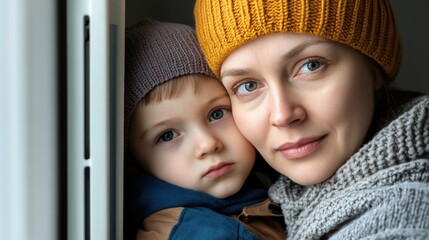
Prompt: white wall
<box><xmin>0</xmin><ymin>0</ymin><xmax>58</xmax><ymax>239</ymax></box>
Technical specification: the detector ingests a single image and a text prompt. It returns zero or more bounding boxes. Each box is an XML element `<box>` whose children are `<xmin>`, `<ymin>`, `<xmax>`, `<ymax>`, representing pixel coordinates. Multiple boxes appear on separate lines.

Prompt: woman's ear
<box><xmin>374</xmin><ymin>70</ymin><xmax>383</xmax><ymax>90</ymax></box>
<box><xmin>371</xmin><ymin>62</ymin><xmax>385</xmax><ymax>91</ymax></box>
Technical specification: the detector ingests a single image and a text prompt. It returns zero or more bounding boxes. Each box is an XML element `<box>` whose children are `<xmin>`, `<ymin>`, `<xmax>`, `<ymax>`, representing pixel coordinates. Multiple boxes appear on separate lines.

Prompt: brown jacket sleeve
<box><xmin>136</xmin><ymin>207</ymin><xmax>184</xmax><ymax>240</ymax></box>
<box><xmin>233</xmin><ymin>198</ymin><xmax>286</xmax><ymax>240</ymax></box>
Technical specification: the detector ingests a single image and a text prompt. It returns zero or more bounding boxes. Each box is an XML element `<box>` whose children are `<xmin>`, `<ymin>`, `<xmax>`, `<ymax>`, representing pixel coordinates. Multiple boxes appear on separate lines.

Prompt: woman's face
<box><xmin>221</xmin><ymin>33</ymin><xmax>378</xmax><ymax>185</ymax></box>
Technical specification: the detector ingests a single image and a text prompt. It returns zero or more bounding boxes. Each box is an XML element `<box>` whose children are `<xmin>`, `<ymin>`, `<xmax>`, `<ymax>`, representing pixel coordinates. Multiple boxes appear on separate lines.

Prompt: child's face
<box><xmin>130</xmin><ymin>76</ymin><xmax>255</xmax><ymax>199</ymax></box>
<box><xmin>220</xmin><ymin>33</ymin><xmax>378</xmax><ymax>186</ymax></box>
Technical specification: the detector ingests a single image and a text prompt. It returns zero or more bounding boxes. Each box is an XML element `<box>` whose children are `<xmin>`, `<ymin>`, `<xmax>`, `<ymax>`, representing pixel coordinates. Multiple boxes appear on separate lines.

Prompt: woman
<box><xmin>194</xmin><ymin>0</ymin><xmax>429</xmax><ymax>239</ymax></box>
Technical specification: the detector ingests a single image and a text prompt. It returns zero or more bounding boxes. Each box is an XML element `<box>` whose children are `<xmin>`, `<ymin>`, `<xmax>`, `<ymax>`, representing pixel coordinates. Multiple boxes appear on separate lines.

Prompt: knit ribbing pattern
<box><xmin>269</xmin><ymin>96</ymin><xmax>429</xmax><ymax>239</ymax></box>
<box><xmin>194</xmin><ymin>0</ymin><xmax>402</xmax><ymax>81</ymax></box>
<box><xmin>124</xmin><ymin>19</ymin><xmax>215</xmax><ymax>159</ymax></box>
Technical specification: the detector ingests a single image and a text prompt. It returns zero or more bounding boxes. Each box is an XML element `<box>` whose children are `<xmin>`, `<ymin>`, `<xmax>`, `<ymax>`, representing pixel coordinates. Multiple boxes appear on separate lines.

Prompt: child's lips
<box><xmin>203</xmin><ymin>163</ymin><xmax>234</xmax><ymax>179</ymax></box>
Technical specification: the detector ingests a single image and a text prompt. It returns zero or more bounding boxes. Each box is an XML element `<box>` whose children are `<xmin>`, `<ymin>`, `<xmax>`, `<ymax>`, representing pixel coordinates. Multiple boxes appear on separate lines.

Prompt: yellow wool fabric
<box><xmin>194</xmin><ymin>0</ymin><xmax>402</xmax><ymax>82</ymax></box>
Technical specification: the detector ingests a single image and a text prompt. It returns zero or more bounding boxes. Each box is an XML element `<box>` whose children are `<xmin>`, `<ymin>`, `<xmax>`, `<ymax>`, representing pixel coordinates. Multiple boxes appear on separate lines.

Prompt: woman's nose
<box><xmin>269</xmin><ymin>92</ymin><xmax>306</xmax><ymax>128</ymax></box>
<box><xmin>194</xmin><ymin>129</ymin><xmax>223</xmax><ymax>159</ymax></box>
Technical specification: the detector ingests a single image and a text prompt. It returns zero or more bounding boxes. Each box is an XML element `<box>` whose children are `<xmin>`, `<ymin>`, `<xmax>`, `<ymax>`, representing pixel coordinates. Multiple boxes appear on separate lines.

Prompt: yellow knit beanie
<box><xmin>194</xmin><ymin>0</ymin><xmax>402</xmax><ymax>83</ymax></box>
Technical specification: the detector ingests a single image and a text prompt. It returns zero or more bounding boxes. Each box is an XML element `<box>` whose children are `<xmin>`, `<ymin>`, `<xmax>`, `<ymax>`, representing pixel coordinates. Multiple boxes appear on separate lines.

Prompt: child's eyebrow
<box><xmin>139</xmin><ymin>92</ymin><xmax>229</xmax><ymax>139</ymax></box>
<box><xmin>139</xmin><ymin>119</ymin><xmax>176</xmax><ymax>139</ymax></box>
<box><xmin>205</xmin><ymin>93</ymin><xmax>230</xmax><ymax>104</ymax></box>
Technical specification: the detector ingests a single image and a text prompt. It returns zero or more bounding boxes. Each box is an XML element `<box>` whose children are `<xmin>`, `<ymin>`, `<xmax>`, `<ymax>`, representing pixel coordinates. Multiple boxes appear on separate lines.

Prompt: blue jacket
<box><xmin>133</xmin><ymin>173</ymin><xmax>284</xmax><ymax>240</ymax></box>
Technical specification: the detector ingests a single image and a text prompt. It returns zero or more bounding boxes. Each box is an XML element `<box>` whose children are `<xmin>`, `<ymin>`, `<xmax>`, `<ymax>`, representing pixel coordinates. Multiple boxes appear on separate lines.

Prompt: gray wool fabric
<box><xmin>269</xmin><ymin>95</ymin><xmax>429</xmax><ymax>239</ymax></box>
<box><xmin>124</xmin><ymin>19</ymin><xmax>215</xmax><ymax>159</ymax></box>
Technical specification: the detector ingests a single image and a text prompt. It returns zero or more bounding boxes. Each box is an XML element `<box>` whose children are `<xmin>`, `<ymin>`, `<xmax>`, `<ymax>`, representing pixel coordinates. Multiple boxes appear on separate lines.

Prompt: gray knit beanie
<box><xmin>124</xmin><ymin>19</ymin><xmax>215</xmax><ymax>160</ymax></box>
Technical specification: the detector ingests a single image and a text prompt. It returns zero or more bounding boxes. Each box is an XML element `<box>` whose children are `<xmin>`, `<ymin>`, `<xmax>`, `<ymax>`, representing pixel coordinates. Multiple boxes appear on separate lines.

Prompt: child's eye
<box><xmin>297</xmin><ymin>58</ymin><xmax>325</xmax><ymax>75</ymax></box>
<box><xmin>209</xmin><ymin>108</ymin><xmax>228</xmax><ymax>122</ymax></box>
<box><xmin>235</xmin><ymin>81</ymin><xmax>260</xmax><ymax>95</ymax></box>
<box><xmin>156</xmin><ymin>130</ymin><xmax>178</xmax><ymax>143</ymax></box>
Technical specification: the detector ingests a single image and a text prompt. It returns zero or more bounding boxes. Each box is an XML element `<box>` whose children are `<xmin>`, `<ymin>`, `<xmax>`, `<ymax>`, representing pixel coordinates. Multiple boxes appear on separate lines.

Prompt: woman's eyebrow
<box><xmin>221</xmin><ymin>68</ymin><xmax>252</xmax><ymax>79</ymax></box>
<box><xmin>281</xmin><ymin>39</ymin><xmax>329</xmax><ymax>62</ymax></box>
<box><xmin>221</xmin><ymin>39</ymin><xmax>329</xmax><ymax>79</ymax></box>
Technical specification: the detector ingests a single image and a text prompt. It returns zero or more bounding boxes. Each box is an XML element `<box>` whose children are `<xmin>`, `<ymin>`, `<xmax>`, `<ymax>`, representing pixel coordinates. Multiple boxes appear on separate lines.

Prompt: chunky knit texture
<box><xmin>124</xmin><ymin>19</ymin><xmax>215</xmax><ymax>159</ymax></box>
<box><xmin>269</xmin><ymin>95</ymin><xmax>429</xmax><ymax>239</ymax></box>
<box><xmin>194</xmin><ymin>0</ymin><xmax>402</xmax><ymax>81</ymax></box>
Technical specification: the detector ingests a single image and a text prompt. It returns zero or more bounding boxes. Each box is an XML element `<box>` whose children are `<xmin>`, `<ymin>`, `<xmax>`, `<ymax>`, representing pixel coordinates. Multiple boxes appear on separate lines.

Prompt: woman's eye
<box><xmin>236</xmin><ymin>81</ymin><xmax>259</xmax><ymax>95</ymax></box>
<box><xmin>209</xmin><ymin>108</ymin><xmax>228</xmax><ymax>122</ymax></box>
<box><xmin>157</xmin><ymin>130</ymin><xmax>178</xmax><ymax>143</ymax></box>
<box><xmin>298</xmin><ymin>58</ymin><xmax>325</xmax><ymax>75</ymax></box>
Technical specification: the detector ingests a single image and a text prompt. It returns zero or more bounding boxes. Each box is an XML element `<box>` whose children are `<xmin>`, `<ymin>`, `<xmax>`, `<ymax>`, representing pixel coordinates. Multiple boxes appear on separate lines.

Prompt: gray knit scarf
<box><xmin>269</xmin><ymin>95</ymin><xmax>429</xmax><ymax>239</ymax></box>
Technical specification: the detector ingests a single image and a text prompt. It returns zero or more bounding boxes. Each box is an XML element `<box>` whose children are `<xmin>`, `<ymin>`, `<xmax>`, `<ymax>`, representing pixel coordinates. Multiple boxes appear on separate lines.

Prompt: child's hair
<box><xmin>140</xmin><ymin>74</ymin><xmax>205</xmax><ymax>106</ymax></box>
<box><xmin>195</xmin><ymin>0</ymin><xmax>402</xmax><ymax>84</ymax></box>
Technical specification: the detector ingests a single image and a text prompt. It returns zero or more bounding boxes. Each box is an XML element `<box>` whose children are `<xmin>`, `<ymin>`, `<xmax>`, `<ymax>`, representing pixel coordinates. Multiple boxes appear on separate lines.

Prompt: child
<box><xmin>194</xmin><ymin>0</ymin><xmax>429</xmax><ymax>239</ymax></box>
<box><xmin>124</xmin><ymin>19</ymin><xmax>285</xmax><ymax>240</ymax></box>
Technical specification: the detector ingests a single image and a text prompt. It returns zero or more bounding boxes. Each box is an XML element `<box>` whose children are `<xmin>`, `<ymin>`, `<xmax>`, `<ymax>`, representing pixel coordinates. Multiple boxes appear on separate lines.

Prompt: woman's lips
<box><xmin>277</xmin><ymin>135</ymin><xmax>326</xmax><ymax>160</ymax></box>
<box><xmin>203</xmin><ymin>163</ymin><xmax>233</xmax><ymax>179</ymax></box>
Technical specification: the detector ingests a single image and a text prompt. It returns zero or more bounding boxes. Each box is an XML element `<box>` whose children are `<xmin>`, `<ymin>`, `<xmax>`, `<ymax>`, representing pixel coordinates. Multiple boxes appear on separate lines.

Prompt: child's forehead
<box><xmin>140</xmin><ymin>74</ymin><xmax>222</xmax><ymax>106</ymax></box>
<box><xmin>133</xmin><ymin>79</ymin><xmax>230</xmax><ymax>128</ymax></box>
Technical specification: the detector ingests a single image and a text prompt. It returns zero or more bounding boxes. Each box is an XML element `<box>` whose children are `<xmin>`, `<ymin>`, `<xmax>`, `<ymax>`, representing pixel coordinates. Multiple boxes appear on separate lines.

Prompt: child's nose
<box><xmin>194</xmin><ymin>130</ymin><xmax>223</xmax><ymax>159</ymax></box>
